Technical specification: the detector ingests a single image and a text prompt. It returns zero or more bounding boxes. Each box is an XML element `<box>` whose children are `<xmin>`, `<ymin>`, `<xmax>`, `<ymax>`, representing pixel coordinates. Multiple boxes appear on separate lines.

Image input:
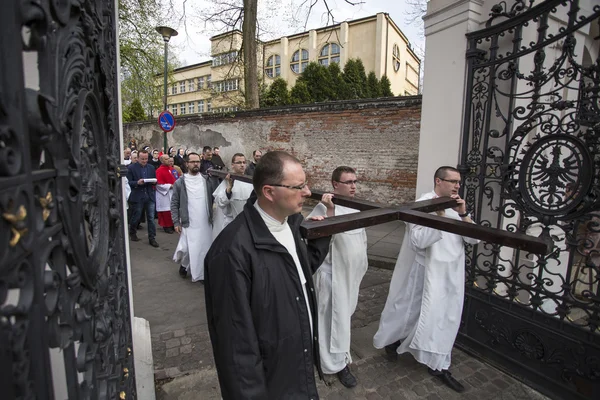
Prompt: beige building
<box><xmin>155</xmin><ymin>13</ymin><xmax>421</xmax><ymax>117</ymax></box>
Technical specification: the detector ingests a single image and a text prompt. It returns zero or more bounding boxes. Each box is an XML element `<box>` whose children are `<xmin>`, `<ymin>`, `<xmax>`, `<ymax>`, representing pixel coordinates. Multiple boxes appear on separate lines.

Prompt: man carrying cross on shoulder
<box><xmin>307</xmin><ymin>166</ymin><xmax>368</xmax><ymax>388</ymax></box>
<box><xmin>373</xmin><ymin>166</ymin><xmax>479</xmax><ymax>393</ymax></box>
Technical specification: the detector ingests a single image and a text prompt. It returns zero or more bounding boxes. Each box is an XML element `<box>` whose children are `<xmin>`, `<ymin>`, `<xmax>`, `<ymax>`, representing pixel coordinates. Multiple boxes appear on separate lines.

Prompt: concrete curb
<box><xmin>368</xmin><ymin>255</ymin><xmax>396</xmax><ymax>270</ymax></box>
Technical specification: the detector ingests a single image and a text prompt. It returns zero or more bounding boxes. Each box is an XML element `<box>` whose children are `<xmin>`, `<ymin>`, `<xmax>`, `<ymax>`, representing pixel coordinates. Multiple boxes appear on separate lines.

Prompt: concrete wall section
<box><xmin>125</xmin><ymin>97</ymin><xmax>422</xmax><ymax>205</ymax></box>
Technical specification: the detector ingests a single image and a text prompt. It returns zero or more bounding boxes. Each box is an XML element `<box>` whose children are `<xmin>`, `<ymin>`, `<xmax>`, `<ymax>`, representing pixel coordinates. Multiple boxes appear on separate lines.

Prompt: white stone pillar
<box><xmin>416</xmin><ymin>0</ymin><xmax>485</xmax><ymax>197</ymax></box>
<box><xmin>308</xmin><ymin>29</ymin><xmax>318</xmax><ymax>62</ymax></box>
<box><xmin>339</xmin><ymin>22</ymin><xmax>349</xmax><ymax>69</ymax></box>
<box><xmin>280</xmin><ymin>36</ymin><xmax>289</xmax><ymax>81</ymax></box>
<box><xmin>374</xmin><ymin>13</ymin><xmax>386</xmax><ymax>79</ymax></box>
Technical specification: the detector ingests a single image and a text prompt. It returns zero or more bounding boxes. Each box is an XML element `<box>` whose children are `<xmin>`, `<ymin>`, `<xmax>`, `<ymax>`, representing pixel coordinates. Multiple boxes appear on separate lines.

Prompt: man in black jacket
<box><xmin>205</xmin><ymin>151</ymin><xmax>332</xmax><ymax>399</ymax></box>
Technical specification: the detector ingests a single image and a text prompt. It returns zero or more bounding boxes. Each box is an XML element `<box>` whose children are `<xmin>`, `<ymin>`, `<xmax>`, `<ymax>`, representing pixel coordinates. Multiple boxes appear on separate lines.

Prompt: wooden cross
<box><xmin>208</xmin><ymin>170</ymin><xmax>550</xmax><ymax>254</ymax></box>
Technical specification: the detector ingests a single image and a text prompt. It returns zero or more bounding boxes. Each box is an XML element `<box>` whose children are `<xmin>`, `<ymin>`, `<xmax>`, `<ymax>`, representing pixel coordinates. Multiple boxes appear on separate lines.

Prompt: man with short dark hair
<box><xmin>374</xmin><ymin>166</ymin><xmax>478</xmax><ymax>393</ymax></box>
<box><xmin>205</xmin><ymin>151</ymin><xmax>332</xmax><ymax>399</ymax></box>
<box><xmin>212</xmin><ymin>153</ymin><xmax>254</xmax><ymax>239</ymax></box>
<box><xmin>308</xmin><ymin>166</ymin><xmax>368</xmax><ymax>388</ymax></box>
<box><xmin>127</xmin><ymin>150</ymin><xmax>159</xmax><ymax>247</ymax></box>
<box><xmin>244</xmin><ymin>149</ymin><xmax>262</xmax><ymax>176</ymax></box>
<box><xmin>171</xmin><ymin>152</ymin><xmax>216</xmax><ymax>282</ymax></box>
<box><xmin>200</xmin><ymin>146</ymin><xmax>215</xmax><ymax>174</ymax></box>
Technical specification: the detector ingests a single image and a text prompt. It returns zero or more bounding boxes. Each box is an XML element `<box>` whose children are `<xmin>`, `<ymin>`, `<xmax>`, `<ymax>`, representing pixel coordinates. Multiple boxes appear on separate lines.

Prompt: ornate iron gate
<box><xmin>457</xmin><ymin>1</ymin><xmax>600</xmax><ymax>398</ymax></box>
<box><xmin>0</xmin><ymin>0</ymin><xmax>136</xmax><ymax>399</ymax></box>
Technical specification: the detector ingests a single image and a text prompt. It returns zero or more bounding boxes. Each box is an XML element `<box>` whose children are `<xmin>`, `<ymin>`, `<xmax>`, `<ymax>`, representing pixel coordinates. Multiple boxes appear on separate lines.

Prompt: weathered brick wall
<box><xmin>124</xmin><ymin>97</ymin><xmax>421</xmax><ymax>204</ymax></box>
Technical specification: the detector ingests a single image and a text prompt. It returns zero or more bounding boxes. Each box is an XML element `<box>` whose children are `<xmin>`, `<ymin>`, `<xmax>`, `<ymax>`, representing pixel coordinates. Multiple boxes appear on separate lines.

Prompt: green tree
<box><xmin>289</xmin><ymin>81</ymin><xmax>313</xmax><ymax>104</ymax></box>
<box><xmin>380</xmin><ymin>75</ymin><xmax>394</xmax><ymax>97</ymax></box>
<box><xmin>262</xmin><ymin>78</ymin><xmax>290</xmax><ymax>107</ymax></box>
<box><xmin>297</xmin><ymin>62</ymin><xmax>336</xmax><ymax>102</ymax></box>
<box><xmin>125</xmin><ymin>99</ymin><xmax>147</xmax><ymax>122</ymax></box>
<box><xmin>328</xmin><ymin>62</ymin><xmax>349</xmax><ymax>100</ymax></box>
<box><xmin>366</xmin><ymin>71</ymin><xmax>382</xmax><ymax>98</ymax></box>
<box><xmin>343</xmin><ymin>58</ymin><xmax>368</xmax><ymax>99</ymax></box>
<box><xmin>119</xmin><ymin>0</ymin><xmax>179</xmax><ymax>119</ymax></box>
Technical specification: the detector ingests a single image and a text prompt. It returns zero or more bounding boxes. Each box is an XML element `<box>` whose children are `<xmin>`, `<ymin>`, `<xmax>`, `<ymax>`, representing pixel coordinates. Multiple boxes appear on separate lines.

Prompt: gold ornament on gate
<box><xmin>3</xmin><ymin>205</ymin><xmax>28</xmax><ymax>247</ymax></box>
<box><xmin>39</xmin><ymin>192</ymin><xmax>53</xmax><ymax>222</ymax></box>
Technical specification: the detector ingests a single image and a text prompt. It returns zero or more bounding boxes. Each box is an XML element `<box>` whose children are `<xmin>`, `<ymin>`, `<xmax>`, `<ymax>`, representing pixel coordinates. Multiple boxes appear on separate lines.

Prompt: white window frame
<box><xmin>290</xmin><ymin>49</ymin><xmax>309</xmax><ymax>74</ymax></box>
<box><xmin>265</xmin><ymin>55</ymin><xmax>281</xmax><ymax>78</ymax></box>
<box><xmin>318</xmin><ymin>43</ymin><xmax>340</xmax><ymax>66</ymax></box>
<box><xmin>198</xmin><ymin>100</ymin><xmax>204</xmax><ymax>113</ymax></box>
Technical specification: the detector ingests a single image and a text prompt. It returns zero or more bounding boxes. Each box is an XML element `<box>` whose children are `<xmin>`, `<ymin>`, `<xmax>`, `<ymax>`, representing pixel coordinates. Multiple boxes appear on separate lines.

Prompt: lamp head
<box><xmin>155</xmin><ymin>26</ymin><xmax>178</xmax><ymax>42</ymax></box>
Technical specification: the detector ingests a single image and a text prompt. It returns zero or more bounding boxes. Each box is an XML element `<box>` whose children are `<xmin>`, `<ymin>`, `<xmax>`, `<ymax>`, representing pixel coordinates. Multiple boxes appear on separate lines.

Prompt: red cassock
<box><xmin>156</xmin><ymin>165</ymin><xmax>176</xmax><ymax>227</ymax></box>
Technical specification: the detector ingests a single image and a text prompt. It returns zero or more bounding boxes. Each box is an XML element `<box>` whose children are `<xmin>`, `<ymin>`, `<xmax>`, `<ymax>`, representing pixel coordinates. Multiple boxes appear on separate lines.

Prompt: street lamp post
<box><xmin>155</xmin><ymin>26</ymin><xmax>178</xmax><ymax>154</ymax></box>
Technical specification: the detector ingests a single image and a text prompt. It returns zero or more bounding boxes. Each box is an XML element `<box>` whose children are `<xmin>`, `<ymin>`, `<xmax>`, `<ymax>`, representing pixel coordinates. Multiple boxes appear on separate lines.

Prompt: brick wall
<box><xmin>124</xmin><ymin>96</ymin><xmax>421</xmax><ymax>205</ymax></box>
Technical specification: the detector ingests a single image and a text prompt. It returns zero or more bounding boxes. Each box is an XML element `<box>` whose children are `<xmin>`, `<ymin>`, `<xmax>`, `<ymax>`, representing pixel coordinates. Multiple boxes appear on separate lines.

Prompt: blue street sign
<box><xmin>158</xmin><ymin>110</ymin><xmax>176</xmax><ymax>132</ymax></box>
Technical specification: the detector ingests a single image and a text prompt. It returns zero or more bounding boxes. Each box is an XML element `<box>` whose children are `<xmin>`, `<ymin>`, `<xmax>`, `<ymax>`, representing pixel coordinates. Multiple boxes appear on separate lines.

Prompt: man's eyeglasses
<box><xmin>232</xmin><ymin>161</ymin><xmax>246</xmax><ymax>165</ymax></box>
<box><xmin>336</xmin><ymin>180</ymin><xmax>358</xmax><ymax>185</ymax></box>
<box><xmin>440</xmin><ymin>178</ymin><xmax>461</xmax><ymax>185</ymax></box>
<box><xmin>267</xmin><ymin>182</ymin><xmax>308</xmax><ymax>191</ymax></box>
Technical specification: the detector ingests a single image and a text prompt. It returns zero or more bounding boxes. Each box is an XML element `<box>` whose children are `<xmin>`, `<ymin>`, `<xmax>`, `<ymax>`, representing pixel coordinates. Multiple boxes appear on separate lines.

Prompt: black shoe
<box><xmin>137</xmin><ymin>224</ymin><xmax>143</xmax><ymax>230</ymax></box>
<box><xmin>337</xmin><ymin>365</ymin><xmax>357</xmax><ymax>388</ymax></box>
<box><xmin>428</xmin><ymin>368</ymin><xmax>465</xmax><ymax>393</ymax></box>
<box><xmin>198</xmin><ymin>280</ymin><xmax>204</xmax><ymax>285</ymax></box>
<box><xmin>149</xmin><ymin>239</ymin><xmax>159</xmax><ymax>248</ymax></box>
<box><xmin>179</xmin><ymin>266</ymin><xmax>187</xmax><ymax>278</ymax></box>
<box><xmin>166</xmin><ymin>227</ymin><xmax>175</xmax><ymax>234</ymax></box>
<box><xmin>130</xmin><ymin>233</ymin><xmax>140</xmax><ymax>242</ymax></box>
<box><xmin>384</xmin><ymin>340</ymin><xmax>401</xmax><ymax>361</ymax></box>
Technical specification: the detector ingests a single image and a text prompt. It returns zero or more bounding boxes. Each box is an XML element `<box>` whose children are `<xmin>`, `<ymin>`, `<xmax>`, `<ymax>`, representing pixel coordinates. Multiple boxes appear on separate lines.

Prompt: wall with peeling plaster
<box><xmin>124</xmin><ymin>97</ymin><xmax>422</xmax><ymax>205</ymax></box>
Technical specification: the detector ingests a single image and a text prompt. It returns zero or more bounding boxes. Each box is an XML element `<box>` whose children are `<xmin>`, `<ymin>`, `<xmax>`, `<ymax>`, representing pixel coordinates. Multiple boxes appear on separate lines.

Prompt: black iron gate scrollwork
<box><xmin>457</xmin><ymin>0</ymin><xmax>600</xmax><ymax>399</ymax></box>
<box><xmin>0</xmin><ymin>0</ymin><xmax>136</xmax><ymax>399</ymax></box>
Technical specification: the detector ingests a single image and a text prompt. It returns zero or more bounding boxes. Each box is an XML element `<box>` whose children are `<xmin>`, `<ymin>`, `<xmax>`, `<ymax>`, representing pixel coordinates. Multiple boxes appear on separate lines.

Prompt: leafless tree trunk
<box><xmin>243</xmin><ymin>0</ymin><xmax>259</xmax><ymax>108</ymax></box>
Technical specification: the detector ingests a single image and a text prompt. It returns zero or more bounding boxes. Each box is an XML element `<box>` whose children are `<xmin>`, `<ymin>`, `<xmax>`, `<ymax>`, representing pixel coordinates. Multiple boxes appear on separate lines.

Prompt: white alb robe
<box><xmin>212</xmin><ymin>180</ymin><xmax>253</xmax><ymax>239</ymax></box>
<box><xmin>309</xmin><ymin>203</ymin><xmax>368</xmax><ymax>374</ymax></box>
<box><xmin>155</xmin><ymin>184</ymin><xmax>173</xmax><ymax>212</ymax></box>
<box><xmin>373</xmin><ymin>191</ymin><xmax>479</xmax><ymax>371</ymax></box>
<box><xmin>173</xmin><ymin>174</ymin><xmax>212</xmax><ymax>282</ymax></box>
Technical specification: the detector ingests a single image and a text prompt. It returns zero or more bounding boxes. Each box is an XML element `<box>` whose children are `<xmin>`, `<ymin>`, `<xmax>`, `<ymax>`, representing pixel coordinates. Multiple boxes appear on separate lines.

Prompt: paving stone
<box><xmin>174</xmin><ymin>329</ymin><xmax>186</xmax><ymax>337</ymax></box>
<box><xmin>165</xmin><ymin>338</ymin><xmax>181</xmax><ymax>349</ymax></box>
<box><xmin>426</xmin><ymin>394</ymin><xmax>442</xmax><ymax>400</ymax></box>
<box><xmin>412</xmin><ymin>384</ymin><xmax>427</xmax><ymax>396</ymax></box>
<box><xmin>160</xmin><ymin>331</ymin><xmax>173</xmax><ymax>341</ymax></box>
<box><xmin>181</xmin><ymin>344</ymin><xmax>193</xmax><ymax>354</ymax></box>
<box><xmin>181</xmin><ymin>336</ymin><xmax>192</xmax><ymax>345</ymax></box>
<box><xmin>492</xmin><ymin>378</ymin><xmax>511</xmax><ymax>390</ymax></box>
<box><xmin>166</xmin><ymin>347</ymin><xmax>180</xmax><ymax>358</ymax></box>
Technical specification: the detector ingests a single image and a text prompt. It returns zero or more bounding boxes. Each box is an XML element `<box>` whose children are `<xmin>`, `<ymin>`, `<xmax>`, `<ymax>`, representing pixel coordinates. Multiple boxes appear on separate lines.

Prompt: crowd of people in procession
<box><xmin>123</xmin><ymin>144</ymin><xmax>477</xmax><ymax>398</ymax></box>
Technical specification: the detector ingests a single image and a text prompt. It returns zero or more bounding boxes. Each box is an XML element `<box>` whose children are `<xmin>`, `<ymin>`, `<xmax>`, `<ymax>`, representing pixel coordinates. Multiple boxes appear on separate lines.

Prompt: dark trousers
<box><xmin>130</xmin><ymin>198</ymin><xmax>156</xmax><ymax>239</ymax></box>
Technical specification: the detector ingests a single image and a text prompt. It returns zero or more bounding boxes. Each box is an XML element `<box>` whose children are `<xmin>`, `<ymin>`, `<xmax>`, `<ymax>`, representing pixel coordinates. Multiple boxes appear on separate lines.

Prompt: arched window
<box><xmin>265</xmin><ymin>55</ymin><xmax>281</xmax><ymax>78</ymax></box>
<box><xmin>290</xmin><ymin>49</ymin><xmax>309</xmax><ymax>74</ymax></box>
<box><xmin>393</xmin><ymin>44</ymin><xmax>401</xmax><ymax>72</ymax></box>
<box><xmin>318</xmin><ymin>43</ymin><xmax>340</xmax><ymax>66</ymax></box>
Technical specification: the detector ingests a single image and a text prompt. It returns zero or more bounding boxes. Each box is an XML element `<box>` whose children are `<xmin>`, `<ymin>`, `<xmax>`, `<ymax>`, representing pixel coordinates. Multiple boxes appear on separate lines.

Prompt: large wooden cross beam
<box><xmin>208</xmin><ymin>170</ymin><xmax>550</xmax><ymax>254</ymax></box>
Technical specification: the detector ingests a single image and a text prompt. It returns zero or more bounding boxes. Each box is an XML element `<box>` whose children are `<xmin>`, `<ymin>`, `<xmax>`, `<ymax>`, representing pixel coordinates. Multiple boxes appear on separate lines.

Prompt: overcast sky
<box><xmin>161</xmin><ymin>0</ymin><xmax>426</xmax><ymax>66</ymax></box>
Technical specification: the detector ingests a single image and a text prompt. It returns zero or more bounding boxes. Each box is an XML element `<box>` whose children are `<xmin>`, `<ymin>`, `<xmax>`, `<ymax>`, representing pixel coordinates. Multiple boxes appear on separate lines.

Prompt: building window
<box><xmin>180</xmin><ymin>103</ymin><xmax>185</xmax><ymax>115</ymax></box>
<box><xmin>265</xmin><ymin>55</ymin><xmax>281</xmax><ymax>78</ymax></box>
<box><xmin>318</xmin><ymin>43</ymin><xmax>340</xmax><ymax>66</ymax></box>
<box><xmin>172</xmin><ymin>84</ymin><xmax>177</xmax><ymax>95</ymax></box>
<box><xmin>198</xmin><ymin>100</ymin><xmax>204</xmax><ymax>113</ymax></box>
<box><xmin>393</xmin><ymin>44</ymin><xmax>401</xmax><ymax>72</ymax></box>
<box><xmin>188</xmin><ymin>102</ymin><xmax>195</xmax><ymax>114</ymax></box>
<box><xmin>198</xmin><ymin>77</ymin><xmax>204</xmax><ymax>90</ymax></box>
<box><xmin>214</xmin><ymin>79</ymin><xmax>239</xmax><ymax>93</ymax></box>
<box><xmin>207</xmin><ymin>100</ymin><xmax>212</xmax><ymax>112</ymax></box>
<box><xmin>207</xmin><ymin>76</ymin><xmax>212</xmax><ymax>89</ymax></box>
<box><xmin>171</xmin><ymin>104</ymin><xmax>177</xmax><ymax>115</ymax></box>
<box><xmin>188</xmin><ymin>79</ymin><xmax>195</xmax><ymax>91</ymax></box>
<box><xmin>290</xmin><ymin>49</ymin><xmax>309</xmax><ymax>74</ymax></box>
<box><xmin>212</xmin><ymin>51</ymin><xmax>238</xmax><ymax>67</ymax></box>
<box><xmin>180</xmin><ymin>81</ymin><xmax>186</xmax><ymax>93</ymax></box>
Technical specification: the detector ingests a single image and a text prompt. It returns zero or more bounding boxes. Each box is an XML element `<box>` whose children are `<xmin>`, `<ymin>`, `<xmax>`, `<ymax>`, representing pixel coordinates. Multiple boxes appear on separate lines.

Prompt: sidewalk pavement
<box><xmin>129</xmin><ymin>215</ymin><xmax>546</xmax><ymax>400</ymax></box>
